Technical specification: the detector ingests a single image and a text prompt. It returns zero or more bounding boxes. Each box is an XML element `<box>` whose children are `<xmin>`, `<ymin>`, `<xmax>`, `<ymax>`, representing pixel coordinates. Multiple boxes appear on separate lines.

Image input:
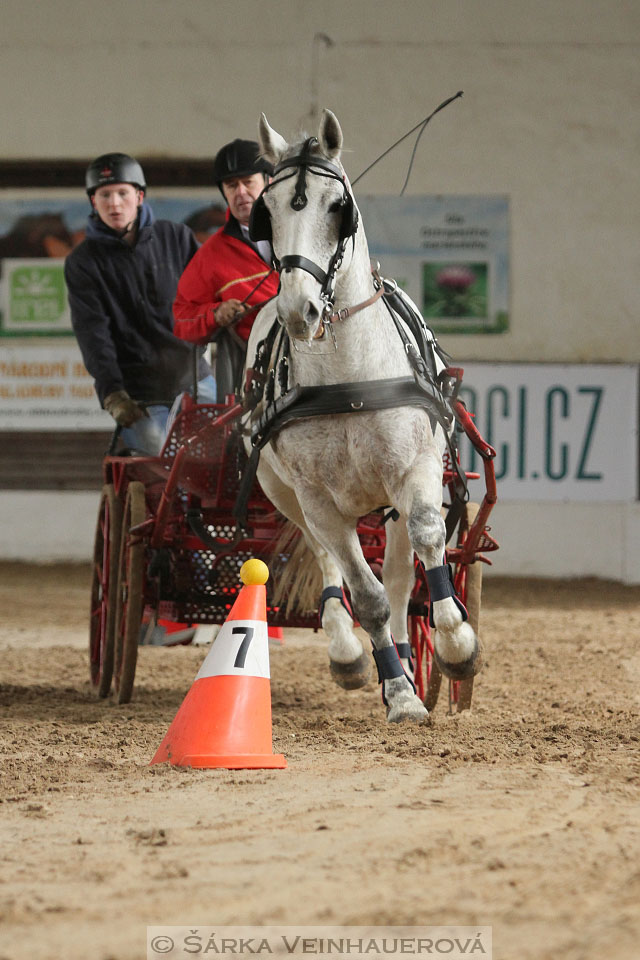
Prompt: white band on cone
<box><xmin>195</xmin><ymin>619</ymin><xmax>270</xmax><ymax>680</ymax></box>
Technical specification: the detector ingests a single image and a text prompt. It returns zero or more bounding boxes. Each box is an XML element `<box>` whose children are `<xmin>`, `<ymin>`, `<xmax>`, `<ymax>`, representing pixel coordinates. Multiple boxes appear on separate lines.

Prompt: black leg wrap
<box><xmin>394</xmin><ymin>641</ymin><xmax>415</xmax><ymax>673</ymax></box>
<box><xmin>371</xmin><ymin>642</ymin><xmax>416</xmax><ymax>705</ymax></box>
<box><xmin>319</xmin><ymin>586</ymin><xmax>353</xmax><ymax>622</ymax></box>
<box><xmin>425</xmin><ymin>563</ymin><xmax>468</xmax><ymax>628</ymax></box>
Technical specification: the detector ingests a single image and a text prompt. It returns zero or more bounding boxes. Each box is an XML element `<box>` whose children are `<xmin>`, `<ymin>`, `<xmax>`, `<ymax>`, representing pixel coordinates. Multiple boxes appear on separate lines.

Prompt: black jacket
<box><xmin>64</xmin><ymin>203</ymin><xmax>211</xmax><ymax>406</ymax></box>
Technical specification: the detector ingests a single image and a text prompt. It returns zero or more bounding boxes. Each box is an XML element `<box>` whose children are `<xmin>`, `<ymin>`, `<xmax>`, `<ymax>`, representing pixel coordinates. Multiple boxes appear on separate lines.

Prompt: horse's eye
<box><xmin>328</xmin><ymin>201</ymin><xmax>343</xmax><ymax>213</ymax></box>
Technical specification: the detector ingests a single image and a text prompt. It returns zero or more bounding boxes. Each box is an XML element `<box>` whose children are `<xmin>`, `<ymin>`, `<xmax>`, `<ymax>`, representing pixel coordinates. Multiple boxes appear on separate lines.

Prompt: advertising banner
<box><xmin>0</xmin><ymin>341</ymin><xmax>111</xmax><ymax>429</ymax></box>
<box><xmin>1</xmin><ymin>344</ymin><xmax>636</xmax><ymax>502</ymax></box>
<box><xmin>0</xmin><ymin>192</ymin><xmax>507</xmax><ymax>337</ymax></box>
<box><xmin>0</xmin><ymin>258</ymin><xmax>72</xmax><ymax>334</ymax></box>
<box><xmin>0</xmin><ymin>190</ymin><xmax>223</xmax><ymax>337</ymax></box>
<box><xmin>359</xmin><ymin>195</ymin><xmax>509</xmax><ymax>334</ymax></box>
<box><xmin>458</xmin><ymin>363</ymin><xmax>638</xmax><ymax>502</ymax></box>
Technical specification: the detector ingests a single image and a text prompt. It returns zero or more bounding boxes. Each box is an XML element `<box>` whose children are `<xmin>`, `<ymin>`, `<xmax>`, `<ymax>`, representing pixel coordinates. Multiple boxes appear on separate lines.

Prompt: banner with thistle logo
<box><xmin>359</xmin><ymin>195</ymin><xmax>509</xmax><ymax>334</ymax></box>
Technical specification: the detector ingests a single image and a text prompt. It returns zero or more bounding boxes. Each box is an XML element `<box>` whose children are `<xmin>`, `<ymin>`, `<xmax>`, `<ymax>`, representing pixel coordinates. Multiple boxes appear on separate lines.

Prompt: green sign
<box><xmin>0</xmin><ymin>259</ymin><xmax>72</xmax><ymax>336</ymax></box>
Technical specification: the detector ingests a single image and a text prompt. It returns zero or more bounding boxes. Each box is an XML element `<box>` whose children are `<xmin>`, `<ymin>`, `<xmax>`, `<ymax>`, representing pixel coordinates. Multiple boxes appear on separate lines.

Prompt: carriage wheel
<box><xmin>424</xmin><ymin>658</ymin><xmax>443</xmax><ymax>712</ymax></box>
<box><xmin>424</xmin><ymin>501</ymin><xmax>483</xmax><ymax>713</ymax></box>
<box><xmin>89</xmin><ymin>484</ymin><xmax>122</xmax><ymax>697</ymax></box>
<box><xmin>113</xmin><ymin>482</ymin><xmax>147</xmax><ymax>705</ymax></box>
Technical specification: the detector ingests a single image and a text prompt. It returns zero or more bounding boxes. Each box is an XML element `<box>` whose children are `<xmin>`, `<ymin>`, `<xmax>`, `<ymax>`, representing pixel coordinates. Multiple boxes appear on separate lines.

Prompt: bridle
<box><xmin>249</xmin><ymin>137</ymin><xmax>367</xmax><ymax>332</ymax></box>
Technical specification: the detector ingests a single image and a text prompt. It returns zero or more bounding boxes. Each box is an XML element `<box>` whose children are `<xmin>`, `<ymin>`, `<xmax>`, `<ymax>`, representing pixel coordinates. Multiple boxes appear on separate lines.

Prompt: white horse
<box><xmin>243</xmin><ymin>109</ymin><xmax>478</xmax><ymax>722</ymax></box>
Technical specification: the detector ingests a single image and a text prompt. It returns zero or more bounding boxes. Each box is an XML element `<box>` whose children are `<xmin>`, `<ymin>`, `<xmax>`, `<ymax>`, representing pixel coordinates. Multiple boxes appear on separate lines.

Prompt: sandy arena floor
<box><xmin>1</xmin><ymin>563</ymin><xmax>639</xmax><ymax>960</ymax></box>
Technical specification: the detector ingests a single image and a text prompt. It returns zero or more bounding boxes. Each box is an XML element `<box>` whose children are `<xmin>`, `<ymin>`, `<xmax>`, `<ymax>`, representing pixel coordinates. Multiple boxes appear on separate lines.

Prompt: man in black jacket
<box><xmin>64</xmin><ymin>152</ymin><xmax>215</xmax><ymax>454</ymax></box>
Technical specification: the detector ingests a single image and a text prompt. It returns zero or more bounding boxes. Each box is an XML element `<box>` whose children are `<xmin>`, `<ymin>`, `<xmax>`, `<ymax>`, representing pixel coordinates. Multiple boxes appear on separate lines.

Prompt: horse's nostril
<box><xmin>304</xmin><ymin>299</ymin><xmax>321</xmax><ymax>324</ymax></box>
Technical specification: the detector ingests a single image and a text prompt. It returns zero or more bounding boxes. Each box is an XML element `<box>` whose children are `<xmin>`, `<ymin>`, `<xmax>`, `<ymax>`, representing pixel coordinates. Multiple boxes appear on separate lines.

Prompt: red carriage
<box><xmin>89</xmin><ymin>379</ymin><xmax>498</xmax><ymax>712</ymax></box>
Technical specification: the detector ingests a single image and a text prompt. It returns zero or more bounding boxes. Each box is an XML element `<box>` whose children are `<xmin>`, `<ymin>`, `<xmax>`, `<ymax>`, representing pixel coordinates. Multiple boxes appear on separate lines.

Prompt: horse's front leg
<box><xmin>302</xmin><ymin>501</ymin><xmax>427</xmax><ymax>723</ymax></box>
<box><xmin>382</xmin><ymin>516</ymin><xmax>417</xmax><ymax>680</ymax></box>
<box><xmin>400</xmin><ymin>456</ymin><xmax>479</xmax><ymax>682</ymax></box>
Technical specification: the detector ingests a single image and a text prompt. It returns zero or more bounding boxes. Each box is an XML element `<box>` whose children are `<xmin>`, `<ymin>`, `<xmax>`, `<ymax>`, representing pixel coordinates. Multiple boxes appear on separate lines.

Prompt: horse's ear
<box><xmin>318</xmin><ymin>109</ymin><xmax>343</xmax><ymax>160</ymax></box>
<box><xmin>259</xmin><ymin>114</ymin><xmax>288</xmax><ymax>165</ymax></box>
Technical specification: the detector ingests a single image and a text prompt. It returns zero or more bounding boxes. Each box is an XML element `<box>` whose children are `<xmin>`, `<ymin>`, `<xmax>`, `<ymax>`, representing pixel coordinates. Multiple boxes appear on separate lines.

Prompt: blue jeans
<box><xmin>120</xmin><ymin>375</ymin><xmax>217</xmax><ymax>455</ymax></box>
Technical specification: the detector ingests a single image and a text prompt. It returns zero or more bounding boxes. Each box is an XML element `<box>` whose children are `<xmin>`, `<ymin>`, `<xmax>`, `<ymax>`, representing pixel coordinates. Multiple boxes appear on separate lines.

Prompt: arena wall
<box><xmin>0</xmin><ymin>0</ymin><xmax>638</xmax><ymax>580</ymax></box>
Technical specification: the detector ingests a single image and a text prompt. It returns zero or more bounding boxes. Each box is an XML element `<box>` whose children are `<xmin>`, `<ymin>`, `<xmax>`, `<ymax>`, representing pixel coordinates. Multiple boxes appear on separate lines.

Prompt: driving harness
<box><xmin>234</xmin><ymin>140</ymin><xmax>469</xmax><ymax>537</ymax></box>
<box><xmin>249</xmin><ymin>137</ymin><xmax>359</xmax><ymax>311</ymax></box>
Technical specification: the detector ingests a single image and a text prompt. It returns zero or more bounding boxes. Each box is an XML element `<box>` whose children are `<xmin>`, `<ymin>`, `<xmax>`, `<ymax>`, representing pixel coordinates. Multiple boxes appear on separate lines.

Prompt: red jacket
<box><xmin>173</xmin><ymin>212</ymin><xmax>278</xmax><ymax>343</ymax></box>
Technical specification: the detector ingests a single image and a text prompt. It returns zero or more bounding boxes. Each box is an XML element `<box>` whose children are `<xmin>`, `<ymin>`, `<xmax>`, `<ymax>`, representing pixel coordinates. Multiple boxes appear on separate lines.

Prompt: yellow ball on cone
<box><xmin>240</xmin><ymin>558</ymin><xmax>269</xmax><ymax>586</ymax></box>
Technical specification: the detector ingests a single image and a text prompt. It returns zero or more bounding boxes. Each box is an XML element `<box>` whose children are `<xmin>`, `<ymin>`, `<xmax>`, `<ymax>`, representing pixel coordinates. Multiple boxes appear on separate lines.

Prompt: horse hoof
<box><xmin>329</xmin><ymin>652</ymin><xmax>370</xmax><ymax>689</ymax></box>
<box><xmin>433</xmin><ymin>637</ymin><xmax>479</xmax><ymax>681</ymax></box>
<box><xmin>386</xmin><ymin>695</ymin><xmax>429</xmax><ymax>724</ymax></box>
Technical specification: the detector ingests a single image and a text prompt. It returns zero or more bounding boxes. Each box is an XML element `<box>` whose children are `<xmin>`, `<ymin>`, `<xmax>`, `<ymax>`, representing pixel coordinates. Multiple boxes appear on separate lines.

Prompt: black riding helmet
<box><xmin>85</xmin><ymin>153</ymin><xmax>146</xmax><ymax>196</ymax></box>
<box><xmin>213</xmin><ymin>139</ymin><xmax>272</xmax><ymax>194</ymax></box>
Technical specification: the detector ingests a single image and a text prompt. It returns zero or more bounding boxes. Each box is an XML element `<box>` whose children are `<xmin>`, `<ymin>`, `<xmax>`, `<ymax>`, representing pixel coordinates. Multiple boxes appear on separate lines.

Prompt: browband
<box><xmin>273</xmin><ymin>153</ymin><xmax>345</xmax><ymax>181</ymax></box>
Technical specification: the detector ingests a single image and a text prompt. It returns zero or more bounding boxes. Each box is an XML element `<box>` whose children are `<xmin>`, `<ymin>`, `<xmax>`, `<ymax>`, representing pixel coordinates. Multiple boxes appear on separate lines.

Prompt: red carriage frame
<box><xmin>89</xmin><ymin>374</ymin><xmax>498</xmax><ymax>710</ymax></box>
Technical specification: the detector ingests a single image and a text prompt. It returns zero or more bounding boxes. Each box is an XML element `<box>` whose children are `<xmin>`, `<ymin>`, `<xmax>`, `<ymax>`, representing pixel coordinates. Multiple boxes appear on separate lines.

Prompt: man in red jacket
<box><xmin>173</xmin><ymin>139</ymin><xmax>279</xmax><ymax>396</ymax></box>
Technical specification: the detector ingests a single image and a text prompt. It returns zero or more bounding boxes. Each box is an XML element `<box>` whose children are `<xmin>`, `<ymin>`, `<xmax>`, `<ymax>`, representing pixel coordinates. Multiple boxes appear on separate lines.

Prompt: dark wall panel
<box><xmin>0</xmin><ymin>431</ymin><xmax>112</xmax><ymax>490</ymax></box>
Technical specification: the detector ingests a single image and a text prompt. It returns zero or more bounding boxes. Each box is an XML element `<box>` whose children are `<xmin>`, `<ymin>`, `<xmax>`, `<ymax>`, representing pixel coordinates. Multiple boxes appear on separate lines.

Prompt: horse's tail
<box><xmin>271</xmin><ymin>520</ymin><xmax>322</xmax><ymax>616</ymax></box>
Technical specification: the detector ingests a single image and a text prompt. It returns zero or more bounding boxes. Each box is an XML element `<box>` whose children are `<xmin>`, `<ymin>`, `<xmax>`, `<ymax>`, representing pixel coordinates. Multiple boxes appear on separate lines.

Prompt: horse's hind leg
<box><xmin>256</xmin><ymin>459</ymin><xmax>367</xmax><ymax>687</ymax></box>
<box><xmin>302</xmin><ymin>503</ymin><xmax>427</xmax><ymax>723</ymax></box>
<box><xmin>292</xmin><ymin>524</ymin><xmax>370</xmax><ymax>688</ymax></box>
<box><xmin>314</xmin><ymin>546</ymin><xmax>370</xmax><ymax>689</ymax></box>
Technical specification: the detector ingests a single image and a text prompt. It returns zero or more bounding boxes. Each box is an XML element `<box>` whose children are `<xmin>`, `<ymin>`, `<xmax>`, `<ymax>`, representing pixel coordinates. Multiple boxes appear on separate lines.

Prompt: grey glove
<box><xmin>103</xmin><ymin>390</ymin><xmax>147</xmax><ymax>428</ymax></box>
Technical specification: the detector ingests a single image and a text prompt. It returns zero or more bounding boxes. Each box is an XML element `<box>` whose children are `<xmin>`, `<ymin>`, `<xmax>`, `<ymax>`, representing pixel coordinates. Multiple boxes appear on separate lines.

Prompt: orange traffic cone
<box><xmin>268</xmin><ymin>625</ymin><xmax>284</xmax><ymax>643</ymax></box>
<box><xmin>150</xmin><ymin>559</ymin><xmax>286</xmax><ymax>770</ymax></box>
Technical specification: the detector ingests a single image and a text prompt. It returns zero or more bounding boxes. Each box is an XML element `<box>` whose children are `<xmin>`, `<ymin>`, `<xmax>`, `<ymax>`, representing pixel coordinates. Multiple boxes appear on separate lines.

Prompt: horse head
<box><xmin>253</xmin><ymin>110</ymin><xmax>359</xmax><ymax>342</ymax></box>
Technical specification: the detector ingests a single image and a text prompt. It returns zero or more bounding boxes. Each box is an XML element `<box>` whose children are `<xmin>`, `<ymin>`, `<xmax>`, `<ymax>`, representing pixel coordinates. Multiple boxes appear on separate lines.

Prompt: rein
<box><xmin>239</xmin><ymin>268</ymin><xmax>276</xmax><ymax>309</ymax></box>
<box><xmin>313</xmin><ymin>277</ymin><xmax>386</xmax><ymax>340</ymax></box>
<box><xmin>326</xmin><ymin>280</ymin><xmax>385</xmax><ymax>324</ymax></box>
